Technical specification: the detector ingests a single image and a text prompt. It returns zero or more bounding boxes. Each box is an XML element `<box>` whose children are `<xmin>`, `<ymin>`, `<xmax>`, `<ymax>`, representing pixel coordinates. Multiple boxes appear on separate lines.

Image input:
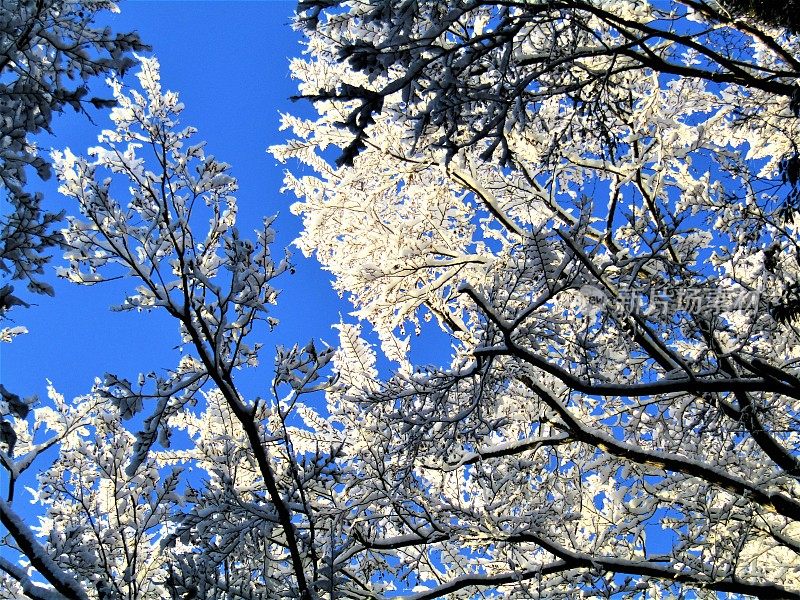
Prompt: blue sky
<box><xmin>1</xmin><ymin>1</ymin><xmax>352</xmax><ymax>404</ymax></box>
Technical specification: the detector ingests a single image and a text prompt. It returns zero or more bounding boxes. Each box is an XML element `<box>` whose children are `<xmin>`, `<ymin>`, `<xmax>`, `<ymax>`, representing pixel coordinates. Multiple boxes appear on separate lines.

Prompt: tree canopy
<box><xmin>273</xmin><ymin>0</ymin><xmax>800</xmax><ymax>597</ymax></box>
<box><xmin>4</xmin><ymin>0</ymin><xmax>800</xmax><ymax>599</ymax></box>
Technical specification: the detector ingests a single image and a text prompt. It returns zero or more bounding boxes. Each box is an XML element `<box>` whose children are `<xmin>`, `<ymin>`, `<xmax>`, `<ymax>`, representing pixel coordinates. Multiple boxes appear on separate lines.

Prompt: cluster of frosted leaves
<box><xmin>0</xmin><ymin>0</ymin><xmax>145</xmax><ymax>304</ymax></box>
<box><xmin>0</xmin><ymin>378</ymin><xmax>346</xmax><ymax>599</ymax></box>
<box><xmin>0</xmin><ymin>383</ymin><xmax>336</xmax><ymax>599</ymax></box>
<box><xmin>52</xmin><ymin>55</ymin><xmax>292</xmax><ymax>471</ymax></box>
<box><xmin>10</xmin><ymin>391</ymin><xmax>297</xmax><ymax>599</ymax></box>
<box><xmin>27</xmin><ymin>394</ymin><xmax>175</xmax><ymax>600</ymax></box>
<box><xmin>0</xmin><ymin>382</ymin><xmax>98</xmax><ymax>496</ymax></box>
<box><xmin>273</xmin><ymin>2</ymin><xmax>800</xmax><ymax>597</ymax></box>
<box><xmin>157</xmin><ymin>382</ymin><xmax>346</xmax><ymax>599</ymax></box>
<box><xmin>0</xmin><ymin>383</ymin><xmax>101</xmax><ymax>599</ymax></box>
<box><xmin>0</xmin><ymin>57</ymin><xmax>347</xmax><ymax>599</ymax></box>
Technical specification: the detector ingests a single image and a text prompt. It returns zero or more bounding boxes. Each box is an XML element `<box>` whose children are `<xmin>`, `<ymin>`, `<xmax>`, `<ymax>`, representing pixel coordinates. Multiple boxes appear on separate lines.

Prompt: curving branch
<box><xmin>0</xmin><ymin>498</ymin><xmax>88</xmax><ymax>600</ymax></box>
